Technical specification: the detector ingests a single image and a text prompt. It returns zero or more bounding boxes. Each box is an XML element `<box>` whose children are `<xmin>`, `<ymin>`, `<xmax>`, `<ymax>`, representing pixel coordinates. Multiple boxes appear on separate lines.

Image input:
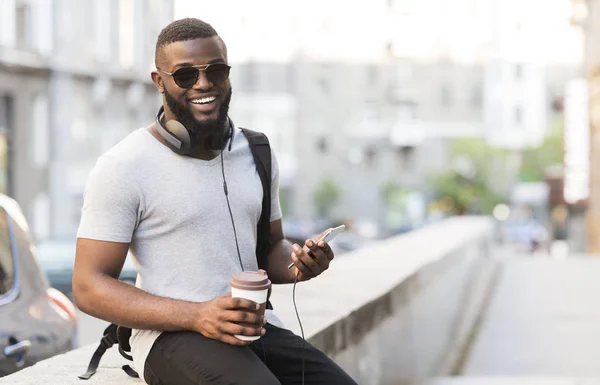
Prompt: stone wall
<box><xmin>0</xmin><ymin>216</ymin><xmax>494</xmax><ymax>385</ymax></box>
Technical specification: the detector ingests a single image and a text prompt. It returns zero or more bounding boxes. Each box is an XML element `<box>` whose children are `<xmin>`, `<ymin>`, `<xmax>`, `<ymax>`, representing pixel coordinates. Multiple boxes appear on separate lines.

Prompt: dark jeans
<box><xmin>143</xmin><ymin>323</ymin><xmax>358</xmax><ymax>385</ymax></box>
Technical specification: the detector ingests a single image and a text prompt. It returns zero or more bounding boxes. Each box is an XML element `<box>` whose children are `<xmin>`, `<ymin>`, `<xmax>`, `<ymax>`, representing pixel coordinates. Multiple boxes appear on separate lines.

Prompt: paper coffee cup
<box><xmin>229</xmin><ymin>269</ymin><xmax>271</xmax><ymax>341</ymax></box>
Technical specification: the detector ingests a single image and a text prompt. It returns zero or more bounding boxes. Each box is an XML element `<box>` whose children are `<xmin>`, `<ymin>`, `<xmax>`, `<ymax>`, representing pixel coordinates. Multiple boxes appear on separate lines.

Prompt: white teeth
<box><xmin>191</xmin><ymin>96</ymin><xmax>216</xmax><ymax>104</ymax></box>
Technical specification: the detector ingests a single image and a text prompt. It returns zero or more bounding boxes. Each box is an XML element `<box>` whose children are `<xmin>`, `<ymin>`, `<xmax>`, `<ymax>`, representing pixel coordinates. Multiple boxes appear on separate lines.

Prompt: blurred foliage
<box><xmin>430</xmin><ymin>121</ymin><xmax>563</xmax><ymax>215</ymax></box>
<box><xmin>518</xmin><ymin>120</ymin><xmax>563</xmax><ymax>182</ymax></box>
<box><xmin>430</xmin><ymin>138</ymin><xmax>507</xmax><ymax>215</ymax></box>
<box><xmin>279</xmin><ymin>188</ymin><xmax>290</xmax><ymax>218</ymax></box>
<box><xmin>313</xmin><ymin>176</ymin><xmax>341</xmax><ymax>218</ymax></box>
<box><xmin>380</xmin><ymin>180</ymin><xmax>409</xmax><ymax>209</ymax></box>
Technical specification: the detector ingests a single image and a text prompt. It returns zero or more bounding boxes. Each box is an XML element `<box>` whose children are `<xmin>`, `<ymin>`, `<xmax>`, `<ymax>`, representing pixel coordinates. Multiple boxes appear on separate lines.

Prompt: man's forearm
<box><xmin>266</xmin><ymin>239</ymin><xmax>296</xmax><ymax>284</ymax></box>
<box><xmin>74</xmin><ymin>274</ymin><xmax>201</xmax><ymax>331</ymax></box>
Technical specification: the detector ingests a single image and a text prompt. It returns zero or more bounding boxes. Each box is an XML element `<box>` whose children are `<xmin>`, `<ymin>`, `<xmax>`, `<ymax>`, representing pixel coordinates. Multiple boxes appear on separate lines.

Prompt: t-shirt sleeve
<box><xmin>270</xmin><ymin>150</ymin><xmax>283</xmax><ymax>222</ymax></box>
<box><xmin>76</xmin><ymin>155</ymin><xmax>141</xmax><ymax>243</ymax></box>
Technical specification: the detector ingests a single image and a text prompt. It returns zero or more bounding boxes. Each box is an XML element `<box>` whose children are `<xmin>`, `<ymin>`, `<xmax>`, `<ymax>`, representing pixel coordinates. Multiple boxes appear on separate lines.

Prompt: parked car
<box><xmin>35</xmin><ymin>238</ymin><xmax>138</xmax><ymax>296</ymax></box>
<box><xmin>0</xmin><ymin>194</ymin><xmax>77</xmax><ymax>377</ymax></box>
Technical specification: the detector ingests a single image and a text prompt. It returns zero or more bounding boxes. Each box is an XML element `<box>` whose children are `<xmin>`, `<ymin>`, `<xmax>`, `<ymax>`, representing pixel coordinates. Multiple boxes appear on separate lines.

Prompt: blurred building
<box><xmin>0</xmin><ymin>0</ymin><xmax>579</xmax><ymax>242</ymax></box>
<box><xmin>178</xmin><ymin>0</ymin><xmax>581</xmax><ymax>233</ymax></box>
<box><xmin>0</xmin><ymin>0</ymin><xmax>173</xmax><ymax>241</ymax></box>
<box><xmin>228</xmin><ymin>59</ymin><xmax>575</xmax><ymax>228</ymax></box>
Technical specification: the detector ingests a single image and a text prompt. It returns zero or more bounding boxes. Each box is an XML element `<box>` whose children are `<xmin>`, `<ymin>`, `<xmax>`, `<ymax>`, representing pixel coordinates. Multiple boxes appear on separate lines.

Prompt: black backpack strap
<box><xmin>241</xmin><ymin>128</ymin><xmax>272</xmax><ymax>269</ymax></box>
<box><xmin>116</xmin><ymin>326</ymin><xmax>134</xmax><ymax>361</ymax></box>
<box><xmin>241</xmin><ymin>128</ymin><xmax>274</xmax><ymax>309</ymax></box>
<box><xmin>78</xmin><ymin>324</ymin><xmax>118</xmax><ymax>380</ymax></box>
<box><xmin>78</xmin><ymin>324</ymin><xmax>138</xmax><ymax>380</ymax></box>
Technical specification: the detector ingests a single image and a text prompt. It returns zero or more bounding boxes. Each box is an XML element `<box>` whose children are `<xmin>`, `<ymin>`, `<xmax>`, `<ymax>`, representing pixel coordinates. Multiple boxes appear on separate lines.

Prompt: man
<box><xmin>73</xmin><ymin>18</ymin><xmax>358</xmax><ymax>385</ymax></box>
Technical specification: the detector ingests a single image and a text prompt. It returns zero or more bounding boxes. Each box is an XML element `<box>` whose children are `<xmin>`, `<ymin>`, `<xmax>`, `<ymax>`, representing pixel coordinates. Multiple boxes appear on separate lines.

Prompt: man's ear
<box><xmin>151</xmin><ymin>71</ymin><xmax>165</xmax><ymax>94</ymax></box>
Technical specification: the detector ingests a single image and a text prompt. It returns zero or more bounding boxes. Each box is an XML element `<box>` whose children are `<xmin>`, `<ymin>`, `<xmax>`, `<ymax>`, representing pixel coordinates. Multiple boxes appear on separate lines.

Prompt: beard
<box><xmin>164</xmin><ymin>87</ymin><xmax>232</xmax><ymax>149</ymax></box>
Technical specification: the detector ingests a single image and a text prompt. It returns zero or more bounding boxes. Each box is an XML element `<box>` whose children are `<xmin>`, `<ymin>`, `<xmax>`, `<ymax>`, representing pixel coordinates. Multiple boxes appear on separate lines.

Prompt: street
<box><xmin>76</xmin><ymin>309</ymin><xmax>109</xmax><ymax>347</ymax></box>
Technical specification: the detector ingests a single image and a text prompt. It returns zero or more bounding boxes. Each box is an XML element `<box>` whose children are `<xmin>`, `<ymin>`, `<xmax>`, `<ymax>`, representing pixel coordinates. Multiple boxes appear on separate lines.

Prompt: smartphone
<box><xmin>317</xmin><ymin>225</ymin><xmax>346</xmax><ymax>244</ymax></box>
<box><xmin>288</xmin><ymin>225</ymin><xmax>346</xmax><ymax>269</ymax></box>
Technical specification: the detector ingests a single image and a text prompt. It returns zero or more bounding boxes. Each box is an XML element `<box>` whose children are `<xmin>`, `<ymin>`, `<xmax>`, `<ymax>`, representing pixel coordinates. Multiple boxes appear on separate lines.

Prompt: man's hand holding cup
<box><xmin>194</xmin><ymin>292</ymin><xmax>265</xmax><ymax>346</ymax></box>
<box><xmin>193</xmin><ymin>270</ymin><xmax>271</xmax><ymax>346</ymax></box>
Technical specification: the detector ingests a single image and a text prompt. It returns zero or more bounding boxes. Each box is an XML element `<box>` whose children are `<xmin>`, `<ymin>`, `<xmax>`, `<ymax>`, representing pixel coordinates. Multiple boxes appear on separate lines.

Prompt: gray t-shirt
<box><xmin>77</xmin><ymin>127</ymin><xmax>284</xmax><ymax>376</ymax></box>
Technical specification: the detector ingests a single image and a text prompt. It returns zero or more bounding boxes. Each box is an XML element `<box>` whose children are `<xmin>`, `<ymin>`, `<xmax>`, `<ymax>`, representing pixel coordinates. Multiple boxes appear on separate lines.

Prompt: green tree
<box><xmin>430</xmin><ymin>138</ymin><xmax>508</xmax><ymax>215</ymax></box>
<box><xmin>313</xmin><ymin>176</ymin><xmax>342</xmax><ymax>218</ymax></box>
<box><xmin>380</xmin><ymin>180</ymin><xmax>408</xmax><ymax>209</ymax></box>
<box><xmin>518</xmin><ymin>121</ymin><xmax>563</xmax><ymax>182</ymax></box>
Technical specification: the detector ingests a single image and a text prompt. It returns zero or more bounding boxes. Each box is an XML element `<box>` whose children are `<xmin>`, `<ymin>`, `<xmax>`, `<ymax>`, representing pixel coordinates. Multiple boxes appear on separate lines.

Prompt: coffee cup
<box><xmin>229</xmin><ymin>269</ymin><xmax>271</xmax><ymax>341</ymax></box>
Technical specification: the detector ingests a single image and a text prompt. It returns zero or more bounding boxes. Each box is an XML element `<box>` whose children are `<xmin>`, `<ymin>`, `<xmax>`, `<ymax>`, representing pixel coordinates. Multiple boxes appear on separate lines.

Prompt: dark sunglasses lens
<box><xmin>205</xmin><ymin>64</ymin><xmax>230</xmax><ymax>85</ymax></box>
<box><xmin>173</xmin><ymin>67</ymin><xmax>200</xmax><ymax>88</ymax></box>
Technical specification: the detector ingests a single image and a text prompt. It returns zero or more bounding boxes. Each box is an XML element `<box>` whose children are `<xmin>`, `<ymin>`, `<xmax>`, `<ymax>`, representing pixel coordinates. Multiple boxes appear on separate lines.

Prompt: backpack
<box><xmin>79</xmin><ymin>128</ymin><xmax>273</xmax><ymax>380</ymax></box>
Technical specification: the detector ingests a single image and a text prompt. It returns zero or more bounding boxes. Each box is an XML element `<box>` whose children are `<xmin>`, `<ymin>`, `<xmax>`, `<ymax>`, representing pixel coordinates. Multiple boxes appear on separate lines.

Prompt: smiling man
<box><xmin>72</xmin><ymin>18</ymin><xmax>358</xmax><ymax>385</ymax></box>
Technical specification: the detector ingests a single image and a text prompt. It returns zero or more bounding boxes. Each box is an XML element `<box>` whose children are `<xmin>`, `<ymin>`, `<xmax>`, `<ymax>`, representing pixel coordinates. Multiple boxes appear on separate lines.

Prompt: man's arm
<box><xmin>73</xmin><ymin>239</ymin><xmax>265</xmax><ymax>346</ymax></box>
<box><xmin>266</xmin><ymin>219</ymin><xmax>334</xmax><ymax>284</ymax></box>
<box><xmin>74</xmin><ymin>238</ymin><xmax>198</xmax><ymax>331</ymax></box>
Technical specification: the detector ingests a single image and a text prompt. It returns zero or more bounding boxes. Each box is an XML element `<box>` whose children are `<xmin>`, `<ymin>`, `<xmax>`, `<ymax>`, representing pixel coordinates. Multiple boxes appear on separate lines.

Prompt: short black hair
<box><xmin>155</xmin><ymin>18</ymin><xmax>224</xmax><ymax>65</ymax></box>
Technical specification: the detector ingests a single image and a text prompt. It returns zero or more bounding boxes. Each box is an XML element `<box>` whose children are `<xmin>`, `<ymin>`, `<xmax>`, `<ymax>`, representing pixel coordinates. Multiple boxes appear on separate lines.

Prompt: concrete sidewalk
<box><xmin>461</xmin><ymin>256</ymin><xmax>600</xmax><ymax>377</ymax></box>
<box><xmin>429</xmin><ymin>377</ymin><xmax>600</xmax><ymax>385</ymax></box>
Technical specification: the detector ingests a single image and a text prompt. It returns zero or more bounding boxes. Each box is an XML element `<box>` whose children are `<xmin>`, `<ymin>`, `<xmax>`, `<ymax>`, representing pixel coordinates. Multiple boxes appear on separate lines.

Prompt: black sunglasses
<box><xmin>158</xmin><ymin>63</ymin><xmax>231</xmax><ymax>89</ymax></box>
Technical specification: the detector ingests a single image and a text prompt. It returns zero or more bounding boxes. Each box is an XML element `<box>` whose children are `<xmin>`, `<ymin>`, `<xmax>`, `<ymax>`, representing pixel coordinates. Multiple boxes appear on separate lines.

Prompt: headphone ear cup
<box><xmin>165</xmin><ymin>120</ymin><xmax>191</xmax><ymax>154</ymax></box>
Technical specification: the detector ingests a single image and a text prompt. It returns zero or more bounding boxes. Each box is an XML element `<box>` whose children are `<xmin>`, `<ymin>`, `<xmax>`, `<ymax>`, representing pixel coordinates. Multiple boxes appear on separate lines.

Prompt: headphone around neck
<box><xmin>155</xmin><ymin>105</ymin><xmax>235</xmax><ymax>155</ymax></box>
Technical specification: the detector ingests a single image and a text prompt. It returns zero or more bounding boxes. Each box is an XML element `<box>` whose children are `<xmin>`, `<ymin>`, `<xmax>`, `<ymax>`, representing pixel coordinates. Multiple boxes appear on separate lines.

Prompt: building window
<box><xmin>94</xmin><ymin>0</ymin><xmax>111</xmax><ymax>61</ymax></box>
<box><xmin>119</xmin><ymin>0</ymin><xmax>135</xmax><ymax>69</ymax></box>
<box><xmin>317</xmin><ymin>64</ymin><xmax>332</xmax><ymax>94</ymax></box>
<box><xmin>441</xmin><ymin>85</ymin><xmax>453</xmax><ymax>107</ymax></box>
<box><xmin>365</xmin><ymin>146</ymin><xmax>377</xmax><ymax>166</ymax></box>
<box><xmin>396</xmin><ymin>62</ymin><xmax>413</xmax><ymax>83</ymax></box>
<box><xmin>317</xmin><ymin>76</ymin><xmax>329</xmax><ymax>94</ymax></box>
<box><xmin>316</xmin><ymin>136</ymin><xmax>328</xmax><ymax>153</ymax></box>
<box><xmin>31</xmin><ymin>93</ymin><xmax>50</xmax><ymax>167</ymax></box>
<box><xmin>285</xmin><ymin>64</ymin><xmax>295</xmax><ymax>94</ymax></box>
<box><xmin>15</xmin><ymin>1</ymin><xmax>31</xmax><ymax>50</ymax></box>
<box><xmin>367</xmin><ymin>65</ymin><xmax>379</xmax><ymax>84</ymax></box>
<box><xmin>0</xmin><ymin>208</ymin><xmax>15</xmax><ymax>296</ymax></box>
<box><xmin>397</xmin><ymin>145</ymin><xmax>415</xmax><ymax>170</ymax></box>
<box><xmin>471</xmin><ymin>84</ymin><xmax>482</xmax><ymax>108</ymax></box>
<box><xmin>515</xmin><ymin>63</ymin><xmax>523</xmax><ymax>80</ymax></box>
<box><xmin>515</xmin><ymin>106</ymin><xmax>523</xmax><ymax>125</ymax></box>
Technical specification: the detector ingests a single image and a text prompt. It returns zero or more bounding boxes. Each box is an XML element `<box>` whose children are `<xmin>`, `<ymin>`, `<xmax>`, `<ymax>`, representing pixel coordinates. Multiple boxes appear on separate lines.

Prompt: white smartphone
<box><xmin>317</xmin><ymin>225</ymin><xmax>346</xmax><ymax>244</ymax></box>
<box><xmin>288</xmin><ymin>225</ymin><xmax>346</xmax><ymax>269</ymax></box>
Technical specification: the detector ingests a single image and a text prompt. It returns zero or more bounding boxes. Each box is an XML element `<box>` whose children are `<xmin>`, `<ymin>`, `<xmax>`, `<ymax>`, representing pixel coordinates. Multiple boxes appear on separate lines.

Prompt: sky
<box><xmin>174</xmin><ymin>0</ymin><xmax>583</xmax><ymax>66</ymax></box>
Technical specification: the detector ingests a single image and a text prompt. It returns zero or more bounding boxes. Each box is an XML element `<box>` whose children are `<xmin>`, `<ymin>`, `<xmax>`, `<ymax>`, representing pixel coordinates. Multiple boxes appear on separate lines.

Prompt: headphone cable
<box><xmin>222</xmin><ymin>142</ymin><xmax>305</xmax><ymax>384</ymax></box>
<box><xmin>221</xmin><ymin>149</ymin><xmax>244</xmax><ymax>271</ymax></box>
<box><xmin>293</xmin><ymin>271</ymin><xmax>305</xmax><ymax>385</ymax></box>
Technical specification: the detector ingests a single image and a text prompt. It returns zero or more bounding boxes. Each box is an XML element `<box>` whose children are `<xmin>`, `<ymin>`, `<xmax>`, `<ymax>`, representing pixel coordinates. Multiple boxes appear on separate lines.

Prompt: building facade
<box><xmin>199</xmin><ymin>0</ymin><xmax>579</xmax><ymax>233</ymax></box>
<box><xmin>0</xmin><ymin>0</ymin><xmax>173</xmax><ymax>241</ymax></box>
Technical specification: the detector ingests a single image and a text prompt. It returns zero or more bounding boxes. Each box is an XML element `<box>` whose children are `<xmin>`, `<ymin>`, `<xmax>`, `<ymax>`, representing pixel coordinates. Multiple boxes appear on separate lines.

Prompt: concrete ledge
<box><xmin>1</xmin><ymin>216</ymin><xmax>493</xmax><ymax>385</ymax></box>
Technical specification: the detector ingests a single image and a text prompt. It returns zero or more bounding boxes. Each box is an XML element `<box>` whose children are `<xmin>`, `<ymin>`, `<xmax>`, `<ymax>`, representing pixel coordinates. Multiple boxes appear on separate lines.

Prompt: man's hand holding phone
<box><xmin>288</xmin><ymin>225</ymin><xmax>345</xmax><ymax>281</ymax></box>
